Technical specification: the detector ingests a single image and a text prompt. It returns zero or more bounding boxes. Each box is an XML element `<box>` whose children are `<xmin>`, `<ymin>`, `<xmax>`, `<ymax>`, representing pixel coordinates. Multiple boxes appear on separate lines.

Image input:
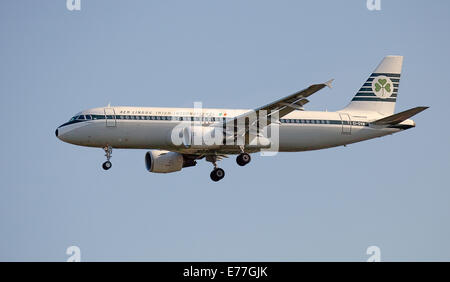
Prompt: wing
<box><xmin>223</xmin><ymin>79</ymin><xmax>334</xmax><ymax>134</ymax></box>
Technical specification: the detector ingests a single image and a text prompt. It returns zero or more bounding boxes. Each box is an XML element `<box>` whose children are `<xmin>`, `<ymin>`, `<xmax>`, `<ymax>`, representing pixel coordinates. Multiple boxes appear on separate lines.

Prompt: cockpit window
<box><xmin>85</xmin><ymin>115</ymin><xmax>92</xmax><ymax>120</ymax></box>
<box><xmin>77</xmin><ymin>115</ymin><xmax>85</xmax><ymax>120</ymax></box>
<box><xmin>69</xmin><ymin>116</ymin><xmax>77</xmax><ymax>121</ymax></box>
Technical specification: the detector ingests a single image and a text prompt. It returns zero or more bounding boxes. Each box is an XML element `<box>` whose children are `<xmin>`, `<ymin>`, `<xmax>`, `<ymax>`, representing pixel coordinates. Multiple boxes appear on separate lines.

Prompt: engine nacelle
<box><xmin>145</xmin><ymin>150</ymin><xmax>196</xmax><ymax>173</ymax></box>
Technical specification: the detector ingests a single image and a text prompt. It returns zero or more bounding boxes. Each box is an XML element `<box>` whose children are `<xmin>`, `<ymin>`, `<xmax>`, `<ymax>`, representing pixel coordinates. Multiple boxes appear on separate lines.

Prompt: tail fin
<box><xmin>343</xmin><ymin>56</ymin><xmax>403</xmax><ymax>116</ymax></box>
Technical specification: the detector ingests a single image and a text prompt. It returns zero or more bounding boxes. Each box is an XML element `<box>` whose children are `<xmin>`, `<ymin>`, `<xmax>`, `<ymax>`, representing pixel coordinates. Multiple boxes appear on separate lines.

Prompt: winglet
<box><xmin>324</xmin><ymin>79</ymin><xmax>334</xmax><ymax>89</ymax></box>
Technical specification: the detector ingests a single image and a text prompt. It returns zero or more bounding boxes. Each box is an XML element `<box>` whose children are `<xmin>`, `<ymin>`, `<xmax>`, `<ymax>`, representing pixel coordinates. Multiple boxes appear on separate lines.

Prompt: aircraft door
<box><xmin>104</xmin><ymin>108</ymin><xmax>117</xmax><ymax>127</ymax></box>
<box><xmin>339</xmin><ymin>113</ymin><xmax>351</xmax><ymax>135</ymax></box>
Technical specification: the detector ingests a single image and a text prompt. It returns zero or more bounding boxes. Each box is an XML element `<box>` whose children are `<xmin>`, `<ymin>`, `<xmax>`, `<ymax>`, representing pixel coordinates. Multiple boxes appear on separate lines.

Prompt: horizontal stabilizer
<box><xmin>371</xmin><ymin>106</ymin><xmax>429</xmax><ymax>125</ymax></box>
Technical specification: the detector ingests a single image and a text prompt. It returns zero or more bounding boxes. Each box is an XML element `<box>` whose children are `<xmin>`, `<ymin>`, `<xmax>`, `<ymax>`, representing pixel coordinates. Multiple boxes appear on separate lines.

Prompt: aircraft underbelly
<box><xmin>277</xmin><ymin>124</ymin><xmax>391</xmax><ymax>152</ymax></box>
<box><xmin>71</xmin><ymin>120</ymin><xmax>393</xmax><ymax>152</ymax></box>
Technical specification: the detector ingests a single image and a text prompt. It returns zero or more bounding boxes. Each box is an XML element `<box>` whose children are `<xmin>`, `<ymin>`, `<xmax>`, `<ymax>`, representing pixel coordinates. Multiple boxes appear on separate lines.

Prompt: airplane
<box><xmin>55</xmin><ymin>56</ymin><xmax>428</xmax><ymax>182</ymax></box>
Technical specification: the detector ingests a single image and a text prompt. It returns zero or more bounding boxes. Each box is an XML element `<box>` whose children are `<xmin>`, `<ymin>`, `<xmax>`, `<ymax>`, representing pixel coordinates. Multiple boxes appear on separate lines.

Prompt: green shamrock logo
<box><xmin>374</xmin><ymin>78</ymin><xmax>392</xmax><ymax>97</ymax></box>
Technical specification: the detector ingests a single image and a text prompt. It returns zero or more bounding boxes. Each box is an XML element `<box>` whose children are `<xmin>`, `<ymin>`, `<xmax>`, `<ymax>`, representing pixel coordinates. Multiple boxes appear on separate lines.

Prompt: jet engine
<box><xmin>145</xmin><ymin>150</ymin><xmax>196</xmax><ymax>173</ymax></box>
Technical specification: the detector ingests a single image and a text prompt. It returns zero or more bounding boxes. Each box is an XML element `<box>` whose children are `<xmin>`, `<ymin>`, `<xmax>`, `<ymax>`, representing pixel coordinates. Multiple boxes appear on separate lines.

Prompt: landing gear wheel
<box><xmin>102</xmin><ymin>161</ymin><xmax>112</xmax><ymax>170</ymax></box>
<box><xmin>210</xmin><ymin>168</ymin><xmax>225</xmax><ymax>182</ymax></box>
<box><xmin>102</xmin><ymin>145</ymin><xmax>113</xmax><ymax>171</ymax></box>
<box><xmin>236</xmin><ymin>153</ymin><xmax>251</xmax><ymax>166</ymax></box>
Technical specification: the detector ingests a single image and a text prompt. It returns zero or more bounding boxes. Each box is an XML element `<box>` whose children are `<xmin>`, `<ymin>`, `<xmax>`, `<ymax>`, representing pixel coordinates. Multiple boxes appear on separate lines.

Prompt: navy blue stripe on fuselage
<box><xmin>58</xmin><ymin>115</ymin><xmax>374</xmax><ymax>128</ymax></box>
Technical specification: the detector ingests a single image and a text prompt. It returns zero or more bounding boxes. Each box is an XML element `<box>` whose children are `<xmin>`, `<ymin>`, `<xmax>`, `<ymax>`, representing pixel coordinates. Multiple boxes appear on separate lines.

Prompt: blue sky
<box><xmin>1</xmin><ymin>0</ymin><xmax>449</xmax><ymax>261</ymax></box>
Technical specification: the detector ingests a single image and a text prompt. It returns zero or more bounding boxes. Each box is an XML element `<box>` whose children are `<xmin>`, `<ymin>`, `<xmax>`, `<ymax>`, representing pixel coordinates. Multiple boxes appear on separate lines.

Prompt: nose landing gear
<box><xmin>102</xmin><ymin>161</ymin><xmax>112</xmax><ymax>170</ymax></box>
<box><xmin>102</xmin><ymin>145</ymin><xmax>112</xmax><ymax>170</ymax></box>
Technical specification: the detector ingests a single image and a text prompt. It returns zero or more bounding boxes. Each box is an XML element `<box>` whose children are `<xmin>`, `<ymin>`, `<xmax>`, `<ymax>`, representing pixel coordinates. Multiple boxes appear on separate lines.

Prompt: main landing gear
<box><xmin>210</xmin><ymin>167</ymin><xmax>225</xmax><ymax>182</ymax></box>
<box><xmin>102</xmin><ymin>145</ymin><xmax>112</xmax><ymax>170</ymax></box>
<box><xmin>206</xmin><ymin>151</ymin><xmax>251</xmax><ymax>182</ymax></box>
<box><xmin>206</xmin><ymin>155</ymin><xmax>225</xmax><ymax>182</ymax></box>
<box><xmin>236</xmin><ymin>153</ymin><xmax>251</xmax><ymax>166</ymax></box>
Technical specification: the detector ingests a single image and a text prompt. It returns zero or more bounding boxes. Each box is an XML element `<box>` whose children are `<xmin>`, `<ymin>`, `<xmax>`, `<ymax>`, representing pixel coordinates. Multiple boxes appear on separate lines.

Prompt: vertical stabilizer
<box><xmin>343</xmin><ymin>56</ymin><xmax>403</xmax><ymax>116</ymax></box>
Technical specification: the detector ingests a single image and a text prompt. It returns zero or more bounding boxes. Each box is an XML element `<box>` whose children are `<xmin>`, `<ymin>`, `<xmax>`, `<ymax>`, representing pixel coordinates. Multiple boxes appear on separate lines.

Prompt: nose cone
<box><xmin>55</xmin><ymin>127</ymin><xmax>64</xmax><ymax>141</ymax></box>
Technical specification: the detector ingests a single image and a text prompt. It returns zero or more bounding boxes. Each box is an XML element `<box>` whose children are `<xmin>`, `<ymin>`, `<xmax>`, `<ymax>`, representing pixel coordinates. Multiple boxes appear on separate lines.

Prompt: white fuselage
<box><xmin>56</xmin><ymin>106</ymin><xmax>413</xmax><ymax>155</ymax></box>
